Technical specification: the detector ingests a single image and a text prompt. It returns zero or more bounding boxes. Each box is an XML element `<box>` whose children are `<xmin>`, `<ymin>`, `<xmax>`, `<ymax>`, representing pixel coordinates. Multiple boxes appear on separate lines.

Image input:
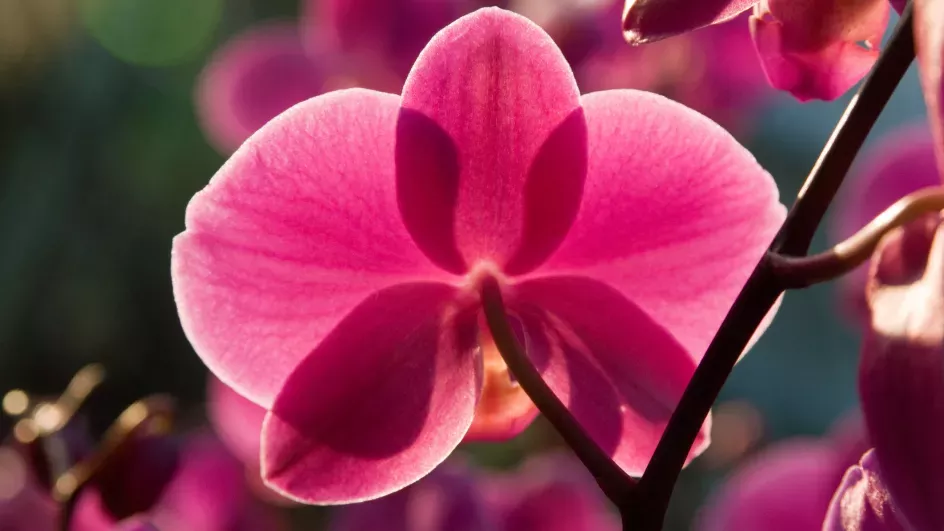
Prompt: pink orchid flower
<box><xmin>333</xmin><ymin>454</ymin><xmax>619</xmax><ymax>531</ymax></box>
<box><xmin>0</xmin><ymin>445</ymin><xmax>58</xmax><ymax>531</ymax></box>
<box><xmin>70</xmin><ymin>434</ymin><xmax>284</xmax><ymax>531</ymax></box>
<box><xmin>842</xmin><ymin>216</ymin><xmax>944</xmax><ymax>531</ymax></box>
<box><xmin>830</xmin><ymin>125</ymin><xmax>940</xmax><ymax>324</ymax></box>
<box><xmin>697</xmin><ymin>417</ymin><xmax>868</xmax><ymax>531</ymax></box>
<box><xmin>916</xmin><ymin>0</ymin><xmax>944</xmax><ymax>174</ymax></box>
<box><xmin>623</xmin><ymin>0</ymin><xmax>759</xmax><ymax>44</ymax></box>
<box><xmin>172</xmin><ymin>7</ymin><xmax>785</xmax><ymax>504</ymax></box>
<box><xmin>824</xmin><ymin>450</ymin><xmax>908</xmax><ymax>531</ymax></box>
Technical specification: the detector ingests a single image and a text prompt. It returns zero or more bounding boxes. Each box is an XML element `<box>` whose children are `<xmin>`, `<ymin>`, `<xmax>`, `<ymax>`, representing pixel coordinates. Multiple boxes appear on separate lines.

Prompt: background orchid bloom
<box><xmin>845</xmin><ymin>216</ymin><xmax>944</xmax><ymax>531</ymax></box>
<box><xmin>0</xmin><ymin>446</ymin><xmax>57</xmax><ymax>531</ymax></box>
<box><xmin>622</xmin><ymin>0</ymin><xmax>759</xmax><ymax>44</ymax></box>
<box><xmin>70</xmin><ymin>434</ymin><xmax>284</xmax><ymax>531</ymax></box>
<box><xmin>823</xmin><ymin>450</ymin><xmax>908</xmax><ymax>531</ymax></box>
<box><xmin>696</xmin><ymin>418</ymin><xmax>868</xmax><ymax>531</ymax></box>
<box><xmin>916</xmin><ymin>0</ymin><xmax>944</xmax><ymax>174</ymax></box>
<box><xmin>196</xmin><ymin>24</ymin><xmax>328</xmax><ymax>154</ymax></box>
<box><xmin>830</xmin><ymin>125</ymin><xmax>940</xmax><ymax>323</ymax></box>
<box><xmin>332</xmin><ymin>454</ymin><xmax>618</xmax><ymax>531</ymax></box>
<box><xmin>172</xmin><ymin>7</ymin><xmax>785</xmax><ymax>504</ymax></box>
<box><xmin>749</xmin><ymin>0</ymin><xmax>890</xmax><ymax>101</ymax></box>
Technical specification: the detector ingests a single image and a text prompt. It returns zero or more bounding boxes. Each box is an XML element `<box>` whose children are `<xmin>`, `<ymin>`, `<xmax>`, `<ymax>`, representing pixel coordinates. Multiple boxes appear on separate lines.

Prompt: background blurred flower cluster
<box><xmin>0</xmin><ymin>0</ymin><xmax>934</xmax><ymax>529</ymax></box>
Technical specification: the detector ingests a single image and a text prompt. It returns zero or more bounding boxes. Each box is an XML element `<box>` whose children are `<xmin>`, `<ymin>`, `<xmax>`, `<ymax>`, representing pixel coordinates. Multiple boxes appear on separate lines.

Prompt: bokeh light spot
<box><xmin>80</xmin><ymin>0</ymin><xmax>221</xmax><ymax>66</ymax></box>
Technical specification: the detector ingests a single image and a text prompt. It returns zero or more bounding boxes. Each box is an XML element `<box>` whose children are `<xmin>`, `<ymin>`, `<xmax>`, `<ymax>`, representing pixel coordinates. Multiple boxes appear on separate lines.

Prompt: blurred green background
<box><xmin>0</xmin><ymin>1</ymin><xmax>928</xmax><ymax>528</ymax></box>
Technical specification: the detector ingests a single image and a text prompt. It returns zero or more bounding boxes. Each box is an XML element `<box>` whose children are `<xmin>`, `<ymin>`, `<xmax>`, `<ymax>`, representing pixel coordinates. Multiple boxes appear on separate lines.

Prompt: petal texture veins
<box><xmin>398</xmin><ymin>8</ymin><xmax>587</xmax><ymax>275</ymax></box>
<box><xmin>542</xmin><ymin>90</ymin><xmax>785</xmax><ymax>362</ymax></box>
<box><xmin>860</xmin><ymin>219</ymin><xmax>944</xmax><ymax>531</ymax></box>
<box><xmin>622</xmin><ymin>0</ymin><xmax>759</xmax><ymax>44</ymax></box>
<box><xmin>749</xmin><ymin>0</ymin><xmax>888</xmax><ymax>101</ymax></box>
<box><xmin>195</xmin><ymin>24</ymin><xmax>326</xmax><ymax>153</ymax></box>
<box><xmin>173</xmin><ymin>89</ymin><xmax>449</xmax><ymax>408</ymax></box>
<box><xmin>261</xmin><ymin>283</ymin><xmax>479</xmax><ymax>504</ymax></box>
<box><xmin>511</xmin><ymin>276</ymin><xmax>707</xmax><ymax>476</ymax></box>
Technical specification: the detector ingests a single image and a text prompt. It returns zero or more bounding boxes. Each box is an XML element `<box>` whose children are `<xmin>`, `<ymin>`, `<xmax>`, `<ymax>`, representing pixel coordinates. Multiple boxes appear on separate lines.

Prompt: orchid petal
<box><xmin>860</xmin><ymin>220</ymin><xmax>944</xmax><ymax>531</ymax></box>
<box><xmin>511</xmin><ymin>275</ymin><xmax>707</xmax><ymax>476</ymax></box>
<box><xmin>173</xmin><ymin>89</ymin><xmax>450</xmax><ymax>408</ymax></box>
<box><xmin>398</xmin><ymin>8</ymin><xmax>587</xmax><ymax>275</ymax></box>
<box><xmin>916</xmin><ymin>0</ymin><xmax>944</xmax><ymax>174</ymax></box>
<box><xmin>749</xmin><ymin>0</ymin><xmax>888</xmax><ymax>101</ymax></box>
<box><xmin>541</xmin><ymin>90</ymin><xmax>784</xmax><ymax>362</ymax></box>
<box><xmin>114</xmin><ymin>520</ymin><xmax>160</xmax><ymax>531</ymax></box>
<box><xmin>822</xmin><ymin>450</ymin><xmax>907</xmax><ymax>531</ymax></box>
<box><xmin>697</xmin><ymin>440</ymin><xmax>846</xmax><ymax>531</ymax></box>
<box><xmin>622</xmin><ymin>0</ymin><xmax>758</xmax><ymax>44</ymax></box>
<box><xmin>830</xmin><ymin>126</ymin><xmax>939</xmax><ymax>323</ymax></box>
<box><xmin>0</xmin><ymin>447</ymin><xmax>57</xmax><ymax>531</ymax></box>
<box><xmin>207</xmin><ymin>375</ymin><xmax>265</xmax><ymax>467</ymax></box>
<box><xmin>261</xmin><ymin>283</ymin><xmax>479</xmax><ymax>504</ymax></box>
<box><xmin>195</xmin><ymin>24</ymin><xmax>326</xmax><ymax>153</ymax></box>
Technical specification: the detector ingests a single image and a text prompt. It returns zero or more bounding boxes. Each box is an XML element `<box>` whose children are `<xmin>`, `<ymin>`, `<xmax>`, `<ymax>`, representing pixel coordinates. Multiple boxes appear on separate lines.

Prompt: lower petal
<box><xmin>261</xmin><ymin>283</ymin><xmax>480</xmax><ymax>504</ymax></box>
<box><xmin>510</xmin><ymin>276</ymin><xmax>707</xmax><ymax>476</ymax></box>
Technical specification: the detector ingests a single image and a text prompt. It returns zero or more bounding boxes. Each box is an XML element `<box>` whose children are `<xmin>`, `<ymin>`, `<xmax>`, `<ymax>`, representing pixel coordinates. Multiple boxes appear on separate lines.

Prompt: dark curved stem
<box><xmin>479</xmin><ymin>276</ymin><xmax>637</xmax><ymax>504</ymax></box>
<box><xmin>624</xmin><ymin>7</ymin><xmax>915</xmax><ymax>529</ymax></box>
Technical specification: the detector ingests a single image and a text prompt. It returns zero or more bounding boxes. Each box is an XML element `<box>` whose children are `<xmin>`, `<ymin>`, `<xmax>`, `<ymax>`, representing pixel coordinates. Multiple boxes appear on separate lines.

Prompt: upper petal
<box><xmin>860</xmin><ymin>219</ymin><xmax>944</xmax><ymax>531</ymax></box>
<box><xmin>822</xmin><ymin>450</ymin><xmax>907</xmax><ymax>531</ymax></box>
<box><xmin>510</xmin><ymin>275</ymin><xmax>707</xmax><ymax>476</ymax></box>
<box><xmin>916</xmin><ymin>0</ymin><xmax>944</xmax><ymax>175</ymax></box>
<box><xmin>622</xmin><ymin>0</ymin><xmax>759</xmax><ymax>44</ymax></box>
<box><xmin>397</xmin><ymin>8</ymin><xmax>587</xmax><ymax>275</ymax></box>
<box><xmin>261</xmin><ymin>282</ymin><xmax>480</xmax><ymax>504</ymax></box>
<box><xmin>541</xmin><ymin>90</ymin><xmax>785</xmax><ymax>362</ymax></box>
<box><xmin>195</xmin><ymin>24</ymin><xmax>327</xmax><ymax>153</ymax></box>
<box><xmin>173</xmin><ymin>89</ymin><xmax>450</xmax><ymax>408</ymax></box>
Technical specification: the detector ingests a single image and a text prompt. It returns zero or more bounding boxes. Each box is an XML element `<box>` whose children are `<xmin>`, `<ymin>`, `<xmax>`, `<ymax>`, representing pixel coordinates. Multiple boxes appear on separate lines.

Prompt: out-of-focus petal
<box><xmin>195</xmin><ymin>24</ymin><xmax>326</xmax><ymax>153</ymax></box>
<box><xmin>398</xmin><ymin>8</ymin><xmax>587</xmax><ymax>275</ymax></box>
<box><xmin>511</xmin><ymin>276</ymin><xmax>706</xmax><ymax>476</ymax></box>
<box><xmin>114</xmin><ymin>520</ymin><xmax>160</xmax><ymax>531</ymax></box>
<box><xmin>916</xmin><ymin>0</ymin><xmax>944</xmax><ymax>174</ymax></box>
<box><xmin>697</xmin><ymin>440</ymin><xmax>846</xmax><ymax>531</ymax></box>
<box><xmin>0</xmin><ymin>447</ymin><xmax>57</xmax><ymax>531</ymax></box>
<box><xmin>860</xmin><ymin>219</ymin><xmax>944</xmax><ymax>531</ymax></box>
<box><xmin>541</xmin><ymin>90</ymin><xmax>784</xmax><ymax>362</ymax></box>
<box><xmin>822</xmin><ymin>450</ymin><xmax>907</xmax><ymax>531</ymax></box>
<box><xmin>208</xmin><ymin>375</ymin><xmax>265</xmax><ymax>466</ymax></box>
<box><xmin>330</xmin><ymin>462</ymin><xmax>492</xmax><ymax>531</ymax></box>
<box><xmin>622</xmin><ymin>0</ymin><xmax>758</xmax><ymax>44</ymax></box>
<box><xmin>172</xmin><ymin>89</ymin><xmax>450</xmax><ymax>408</ymax></box>
<box><xmin>749</xmin><ymin>0</ymin><xmax>888</xmax><ymax>101</ymax></box>
<box><xmin>261</xmin><ymin>283</ymin><xmax>479</xmax><ymax>504</ymax></box>
<box><xmin>830</xmin><ymin>125</ymin><xmax>939</xmax><ymax>324</ymax></box>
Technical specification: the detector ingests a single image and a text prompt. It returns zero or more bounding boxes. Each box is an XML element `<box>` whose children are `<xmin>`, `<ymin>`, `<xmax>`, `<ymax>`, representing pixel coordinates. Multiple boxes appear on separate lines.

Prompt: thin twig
<box><xmin>626</xmin><ymin>6</ymin><xmax>916</xmax><ymax>529</ymax></box>
<box><xmin>479</xmin><ymin>276</ymin><xmax>636</xmax><ymax>503</ymax></box>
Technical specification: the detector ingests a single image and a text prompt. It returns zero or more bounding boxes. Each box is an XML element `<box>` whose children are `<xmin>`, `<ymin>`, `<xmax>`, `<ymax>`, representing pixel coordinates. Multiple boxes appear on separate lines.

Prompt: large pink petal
<box><xmin>697</xmin><ymin>440</ymin><xmax>846</xmax><ymax>531</ymax></box>
<box><xmin>195</xmin><ymin>24</ymin><xmax>327</xmax><ymax>154</ymax></box>
<box><xmin>860</xmin><ymin>220</ymin><xmax>944</xmax><ymax>531</ymax></box>
<box><xmin>261</xmin><ymin>283</ymin><xmax>480</xmax><ymax>504</ymax></box>
<box><xmin>822</xmin><ymin>450</ymin><xmax>907</xmax><ymax>531</ymax></box>
<box><xmin>749</xmin><ymin>0</ymin><xmax>888</xmax><ymax>101</ymax></box>
<box><xmin>622</xmin><ymin>0</ymin><xmax>758</xmax><ymax>44</ymax></box>
<box><xmin>830</xmin><ymin>125</ymin><xmax>939</xmax><ymax>324</ymax></box>
<box><xmin>916</xmin><ymin>0</ymin><xmax>944</xmax><ymax>175</ymax></box>
<box><xmin>397</xmin><ymin>8</ymin><xmax>587</xmax><ymax>275</ymax></box>
<box><xmin>510</xmin><ymin>276</ymin><xmax>707</xmax><ymax>476</ymax></box>
<box><xmin>540</xmin><ymin>90</ymin><xmax>785</xmax><ymax>362</ymax></box>
<box><xmin>173</xmin><ymin>89</ymin><xmax>451</xmax><ymax>408</ymax></box>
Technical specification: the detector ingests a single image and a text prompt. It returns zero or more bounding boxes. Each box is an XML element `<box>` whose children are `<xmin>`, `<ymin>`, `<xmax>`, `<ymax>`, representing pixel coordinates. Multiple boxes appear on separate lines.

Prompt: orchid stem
<box><xmin>479</xmin><ymin>276</ymin><xmax>637</xmax><ymax>504</ymax></box>
<box><xmin>625</xmin><ymin>6</ymin><xmax>916</xmax><ymax>529</ymax></box>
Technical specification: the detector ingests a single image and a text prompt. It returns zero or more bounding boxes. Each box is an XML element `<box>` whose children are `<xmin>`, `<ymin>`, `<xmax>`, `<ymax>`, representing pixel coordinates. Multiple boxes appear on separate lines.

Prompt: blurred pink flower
<box><xmin>172</xmin><ymin>7</ymin><xmax>785</xmax><ymax>504</ymax></box>
<box><xmin>849</xmin><ymin>215</ymin><xmax>944</xmax><ymax>531</ymax></box>
<box><xmin>0</xmin><ymin>445</ymin><xmax>57</xmax><ymax>531</ymax></box>
<box><xmin>332</xmin><ymin>454</ymin><xmax>618</xmax><ymax>531</ymax></box>
<box><xmin>622</xmin><ymin>0</ymin><xmax>758</xmax><ymax>43</ymax></box>
<box><xmin>697</xmin><ymin>418</ymin><xmax>868</xmax><ymax>531</ymax></box>
<box><xmin>916</xmin><ymin>0</ymin><xmax>944</xmax><ymax>175</ymax></box>
<box><xmin>749</xmin><ymin>0</ymin><xmax>889</xmax><ymax>101</ymax></box>
<box><xmin>823</xmin><ymin>450</ymin><xmax>907</xmax><ymax>531</ymax></box>
<box><xmin>830</xmin><ymin>125</ymin><xmax>940</xmax><ymax>324</ymax></box>
<box><xmin>70</xmin><ymin>434</ymin><xmax>284</xmax><ymax>531</ymax></box>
